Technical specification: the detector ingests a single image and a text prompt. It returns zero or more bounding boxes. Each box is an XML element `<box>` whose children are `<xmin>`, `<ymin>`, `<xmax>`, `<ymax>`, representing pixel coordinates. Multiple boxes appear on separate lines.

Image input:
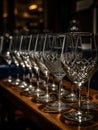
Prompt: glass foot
<box><xmin>63</xmin><ymin>93</ymin><xmax>77</xmax><ymax>103</ymax></box>
<box><xmin>7</xmin><ymin>76</ymin><xmax>12</xmax><ymax>83</ymax></box>
<box><xmin>82</xmin><ymin>101</ymin><xmax>98</xmax><ymax>109</ymax></box>
<box><xmin>19</xmin><ymin>81</ymin><xmax>27</xmax><ymax>89</ymax></box>
<box><xmin>11</xmin><ymin>78</ymin><xmax>21</xmax><ymax>86</ymax></box>
<box><xmin>60</xmin><ymin>88</ymin><xmax>69</xmax><ymax>96</ymax></box>
<box><xmin>22</xmin><ymin>84</ymin><xmax>35</xmax><ymax>92</ymax></box>
<box><xmin>46</xmin><ymin>101</ymin><xmax>71</xmax><ymax>112</ymax></box>
<box><xmin>32</xmin><ymin>94</ymin><xmax>57</xmax><ymax>103</ymax></box>
<box><xmin>30</xmin><ymin>88</ymin><xmax>45</xmax><ymax>96</ymax></box>
<box><xmin>63</xmin><ymin>111</ymin><xmax>93</xmax><ymax>123</ymax></box>
<box><xmin>49</xmin><ymin>83</ymin><xmax>57</xmax><ymax>91</ymax></box>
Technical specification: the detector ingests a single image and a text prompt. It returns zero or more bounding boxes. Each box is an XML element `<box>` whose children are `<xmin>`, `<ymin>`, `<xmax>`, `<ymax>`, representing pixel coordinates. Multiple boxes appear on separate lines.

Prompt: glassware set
<box><xmin>1</xmin><ymin>32</ymin><xmax>98</xmax><ymax>125</ymax></box>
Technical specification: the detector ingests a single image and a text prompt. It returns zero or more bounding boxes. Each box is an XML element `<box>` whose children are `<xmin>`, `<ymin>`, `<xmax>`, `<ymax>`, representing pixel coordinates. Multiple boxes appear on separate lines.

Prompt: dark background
<box><xmin>0</xmin><ymin>0</ymin><xmax>97</xmax><ymax>34</ymax></box>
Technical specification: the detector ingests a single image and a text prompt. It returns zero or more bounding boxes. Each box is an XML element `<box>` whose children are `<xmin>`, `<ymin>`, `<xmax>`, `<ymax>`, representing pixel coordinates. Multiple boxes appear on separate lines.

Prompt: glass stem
<box><xmin>29</xmin><ymin>70</ymin><xmax>32</xmax><ymax>84</ymax></box>
<box><xmin>23</xmin><ymin>66</ymin><xmax>26</xmax><ymax>81</ymax></box>
<box><xmin>36</xmin><ymin>70</ymin><xmax>40</xmax><ymax>96</ymax></box>
<box><xmin>71</xmin><ymin>84</ymin><xmax>75</xmax><ymax>93</ymax></box>
<box><xmin>8</xmin><ymin>63</ymin><xmax>11</xmax><ymax>81</ymax></box>
<box><xmin>58</xmin><ymin>80</ymin><xmax>62</xmax><ymax>102</ymax></box>
<box><xmin>45</xmin><ymin>75</ymin><xmax>49</xmax><ymax>96</ymax></box>
<box><xmin>77</xmin><ymin>86</ymin><xmax>82</xmax><ymax>111</ymax></box>
<box><xmin>86</xmin><ymin>78</ymin><xmax>91</xmax><ymax>101</ymax></box>
<box><xmin>16</xmin><ymin>65</ymin><xmax>19</xmax><ymax>79</ymax></box>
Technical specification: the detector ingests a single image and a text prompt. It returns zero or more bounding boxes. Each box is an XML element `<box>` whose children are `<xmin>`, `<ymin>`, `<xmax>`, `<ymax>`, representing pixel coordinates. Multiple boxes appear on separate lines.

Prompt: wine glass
<box><xmin>42</xmin><ymin>33</ymin><xmax>71</xmax><ymax>112</ymax></box>
<box><xmin>82</xmin><ymin>33</ymin><xmax>98</xmax><ymax>109</ymax></box>
<box><xmin>61</xmin><ymin>32</ymin><xmax>98</xmax><ymax>123</ymax></box>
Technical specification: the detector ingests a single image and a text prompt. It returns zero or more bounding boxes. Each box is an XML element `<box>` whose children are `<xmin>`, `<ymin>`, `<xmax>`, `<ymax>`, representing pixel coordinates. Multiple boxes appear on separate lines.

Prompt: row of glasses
<box><xmin>17</xmin><ymin>32</ymin><xmax>98</xmax><ymax>124</ymax></box>
<box><xmin>10</xmin><ymin>35</ymin><xmax>22</xmax><ymax>86</ymax></box>
<box><xmin>27</xmin><ymin>34</ymin><xmax>45</xmax><ymax>97</ymax></box>
<box><xmin>18</xmin><ymin>35</ymin><xmax>30</xmax><ymax>89</ymax></box>
<box><xmin>18</xmin><ymin>34</ymin><xmax>45</xmax><ymax>97</ymax></box>
<box><xmin>9</xmin><ymin>33</ymin><xmax>71</xmax><ymax>111</ymax></box>
<box><xmin>2</xmin><ymin>32</ymin><xmax>98</xmax><ymax>125</ymax></box>
<box><xmin>14</xmin><ymin>34</ymin><xmax>38</xmax><ymax>94</ymax></box>
<box><xmin>31</xmin><ymin>33</ymin><xmax>57</xmax><ymax>104</ymax></box>
<box><xmin>22</xmin><ymin>34</ymin><xmax>36</xmax><ymax>94</ymax></box>
<box><xmin>10</xmin><ymin>35</ymin><xmax>29</xmax><ymax>88</ymax></box>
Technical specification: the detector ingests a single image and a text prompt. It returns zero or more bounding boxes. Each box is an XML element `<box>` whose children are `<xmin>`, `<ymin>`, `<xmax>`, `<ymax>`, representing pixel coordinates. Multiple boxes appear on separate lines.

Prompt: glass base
<box><xmin>46</xmin><ymin>101</ymin><xmax>71</xmax><ymax>112</ymax></box>
<box><xmin>63</xmin><ymin>93</ymin><xmax>77</xmax><ymax>103</ymax></box>
<box><xmin>20</xmin><ymin>85</ymin><xmax>35</xmax><ymax>97</ymax></box>
<box><xmin>7</xmin><ymin>76</ymin><xmax>12</xmax><ymax>83</ymax></box>
<box><xmin>22</xmin><ymin>84</ymin><xmax>35</xmax><ymax>92</ymax></box>
<box><xmin>19</xmin><ymin>81</ymin><xmax>27</xmax><ymax>89</ymax></box>
<box><xmin>11</xmin><ymin>78</ymin><xmax>21</xmax><ymax>86</ymax></box>
<box><xmin>30</xmin><ymin>88</ymin><xmax>45</xmax><ymax>96</ymax></box>
<box><xmin>63</xmin><ymin>111</ymin><xmax>93</xmax><ymax>123</ymax></box>
<box><xmin>60</xmin><ymin>88</ymin><xmax>69</xmax><ymax>96</ymax></box>
<box><xmin>32</xmin><ymin>94</ymin><xmax>57</xmax><ymax>103</ymax></box>
<box><xmin>23</xmin><ymin>87</ymin><xmax>30</xmax><ymax>92</ymax></box>
<box><xmin>82</xmin><ymin>101</ymin><xmax>98</xmax><ymax>109</ymax></box>
<box><xmin>49</xmin><ymin>83</ymin><xmax>58</xmax><ymax>91</ymax></box>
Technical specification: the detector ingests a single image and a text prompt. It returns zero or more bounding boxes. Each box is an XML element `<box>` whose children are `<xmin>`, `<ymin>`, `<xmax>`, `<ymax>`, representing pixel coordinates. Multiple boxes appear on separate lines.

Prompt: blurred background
<box><xmin>0</xmin><ymin>0</ymin><xmax>98</xmax><ymax>35</ymax></box>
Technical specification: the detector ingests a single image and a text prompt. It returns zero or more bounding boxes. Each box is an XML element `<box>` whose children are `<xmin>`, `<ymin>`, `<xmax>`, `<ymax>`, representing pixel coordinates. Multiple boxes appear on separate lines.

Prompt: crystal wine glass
<box><xmin>82</xmin><ymin>33</ymin><xmax>98</xmax><ymax>109</ymax></box>
<box><xmin>61</xmin><ymin>32</ymin><xmax>98</xmax><ymax>123</ymax></box>
<box><xmin>42</xmin><ymin>33</ymin><xmax>71</xmax><ymax>112</ymax></box>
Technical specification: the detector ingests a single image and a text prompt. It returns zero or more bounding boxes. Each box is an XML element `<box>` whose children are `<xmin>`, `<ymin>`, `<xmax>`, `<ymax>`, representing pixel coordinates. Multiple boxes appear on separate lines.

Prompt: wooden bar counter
<box><xmin>0</xmin><ymin>79</ymin><xmax>98</xmax><ymax>130</ymax></box>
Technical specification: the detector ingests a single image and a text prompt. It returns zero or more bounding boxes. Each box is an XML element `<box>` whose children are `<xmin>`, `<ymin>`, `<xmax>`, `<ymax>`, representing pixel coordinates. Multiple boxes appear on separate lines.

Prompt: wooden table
<box><xmin>0</xmin><ymin>80</ymin><xmax>98</xmax><ymax>130</ymax></box>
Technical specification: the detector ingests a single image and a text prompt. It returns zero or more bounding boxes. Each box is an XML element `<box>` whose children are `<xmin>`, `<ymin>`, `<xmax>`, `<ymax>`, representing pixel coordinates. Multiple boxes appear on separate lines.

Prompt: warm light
<box><xmin>3</xmin><ymin>13</ymin><xmax>8</xmax><ymax>18</ymax></box>
<box><xmin>14</xmin><ymin>8</ymin><xmax>18</xmax><ymax>15</ymax></box>
<box><xmin>38</xmin><ymin>7</ymin><xmax>43</xmax><ymax>12</ymax></box>
<box><xmin>23</xmin><ymin>12</ymin><xmax>29</xmax><ymax>18</ymax></box>
<box><xmin>29</xmin><ymin>4</ymin><xmax>38</xmax><ymax>10</ymax></box>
